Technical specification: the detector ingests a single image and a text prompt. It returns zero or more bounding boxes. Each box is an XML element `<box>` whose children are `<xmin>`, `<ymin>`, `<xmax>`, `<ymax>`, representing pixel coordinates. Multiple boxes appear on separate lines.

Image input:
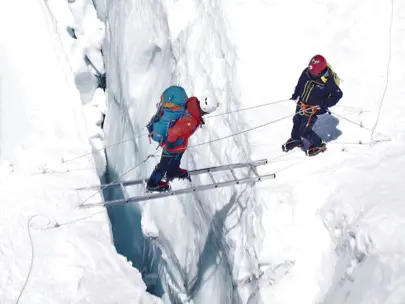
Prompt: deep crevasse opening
<box><xmin>99</xmin><ymin>0</ymin><xmax>262</xmax><ymax>302</ymax></box>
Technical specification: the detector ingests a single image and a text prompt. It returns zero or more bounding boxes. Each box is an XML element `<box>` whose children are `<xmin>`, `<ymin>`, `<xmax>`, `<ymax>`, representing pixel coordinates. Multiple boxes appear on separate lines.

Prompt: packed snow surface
<box><xmin>0</xmin><ymin>0</ymin><xmax>160</xmax><ymax>303</ymax></box>
<box><xmin>1</xmin><ymin>0</ymin><xmax>404</xmax><ymax>303</ymax></box>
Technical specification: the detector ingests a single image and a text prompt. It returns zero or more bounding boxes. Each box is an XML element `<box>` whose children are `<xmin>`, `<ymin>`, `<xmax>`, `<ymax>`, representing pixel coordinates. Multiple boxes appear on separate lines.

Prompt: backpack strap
<box><xmin>147</xmin><ymin>96</ymin><xmax>189</xmax><ymax>146</ymax></box>
<box><xmin>146</xmin><ymin>101</ymin><xmax>163</xmax><ymax>137</ymax></box>
<box><xmin>162</xmin><ymin>101</ymin><xmax>183</xmax><ymax>111</ymax></box>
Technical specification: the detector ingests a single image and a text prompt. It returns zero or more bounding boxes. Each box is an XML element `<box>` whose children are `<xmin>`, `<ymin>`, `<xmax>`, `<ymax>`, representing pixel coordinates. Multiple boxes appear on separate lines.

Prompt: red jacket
<box><xmin>161</xmin><ymin>97</ymin><xmax>202</xmax><ymax>153</ymax></box>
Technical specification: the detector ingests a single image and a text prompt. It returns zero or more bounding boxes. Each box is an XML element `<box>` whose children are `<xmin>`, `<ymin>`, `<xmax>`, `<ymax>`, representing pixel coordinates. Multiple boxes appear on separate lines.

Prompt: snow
<box><xmin>101</xmin><ymin>0</ymin><xmax>405</xmax><ymax>302</ymax></box>
<box><xmin>102</xmin><ymin>0</ymin><xmax>257</xmax><ymax>302</ymax></box>
<box><xmin>3</xmin><ymin>0</ymin><xmax>405</xmax><ymax>303</ymax></box>
<box><xmin>0</xmin><ymin>0</ymin><xmax>160</xmax><ymax>303</ymax></box>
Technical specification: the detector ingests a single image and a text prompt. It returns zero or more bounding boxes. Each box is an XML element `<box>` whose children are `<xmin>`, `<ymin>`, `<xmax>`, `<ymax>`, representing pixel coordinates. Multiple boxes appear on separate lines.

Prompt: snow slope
<box><xmin>95</xmin><ymin>0</ymin><xmax>405</xmax><ymax>303</ymax></box>
<box><xmin>223</xmin><ymin>0</ymin><xmax>405</xmax><ymax>303</ymax></box>
<box><xmin>0</xmin><ymin>0</ymin><xmax>160</xmax><ymax>303</ymax></box>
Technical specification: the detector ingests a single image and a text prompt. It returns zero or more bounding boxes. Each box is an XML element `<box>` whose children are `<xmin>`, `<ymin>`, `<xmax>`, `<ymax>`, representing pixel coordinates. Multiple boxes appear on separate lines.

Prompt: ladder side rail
<box><xmin>80</xmin><ymin>159</ymin><xmax>269</xmax><ymax>190</ymax></box>
<box><xmin>97</xmin><ymin>172</ymin><xmax>276</xmax><ymax>207</ymax></box>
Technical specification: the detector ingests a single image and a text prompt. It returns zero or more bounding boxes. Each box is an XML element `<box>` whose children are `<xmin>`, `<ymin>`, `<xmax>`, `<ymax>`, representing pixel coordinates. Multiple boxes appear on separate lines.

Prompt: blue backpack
<box><xmin>147</xmin><ymin>86</ymin><xmax>189</xmax><ymax>144</ymax></box>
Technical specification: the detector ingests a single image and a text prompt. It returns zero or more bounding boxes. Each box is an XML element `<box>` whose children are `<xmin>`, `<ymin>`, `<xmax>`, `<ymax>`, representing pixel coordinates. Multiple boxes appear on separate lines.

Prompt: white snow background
<box><xmin>1</xmin><ymin>0</ymin><xmax>404</xmax><ymax>303</ymax></box>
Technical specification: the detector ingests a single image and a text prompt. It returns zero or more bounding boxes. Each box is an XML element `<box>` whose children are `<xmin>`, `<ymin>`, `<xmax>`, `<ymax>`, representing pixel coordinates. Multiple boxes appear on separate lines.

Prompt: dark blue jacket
<box><xmin>291</xmin><ymin>68</ymin><xmax>343</xmax><ymax>112</ymax></box>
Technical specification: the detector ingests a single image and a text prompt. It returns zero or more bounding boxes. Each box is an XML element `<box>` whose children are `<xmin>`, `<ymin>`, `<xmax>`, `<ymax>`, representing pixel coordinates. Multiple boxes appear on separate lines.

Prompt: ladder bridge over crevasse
<box><xmin>79</xmin><ymin>159</ymin><xmax>275</xmax><ymax>208</ymax></box>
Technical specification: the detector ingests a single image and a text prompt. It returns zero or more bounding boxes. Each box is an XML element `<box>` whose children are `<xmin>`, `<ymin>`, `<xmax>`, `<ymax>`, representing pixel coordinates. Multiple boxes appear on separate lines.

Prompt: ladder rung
<box><xmin>208</xmin><ymin>171</ymin><xmax>216</xmax><ymax>183</ymax></box>
<box><xmin>79</xmin><ymin>159</ymin><xmax>269</xmax><ymax>190</ymax></box>
<box><xmin>229</xmin><ymin>166</ymin><xmax>238</xmax><ymax>180</ymax></box>
<box><xmin>81</xmin><ymin>172</ymin><xmax>277</xmax><ymax>208</ymax></box>
<box><xmin>120</xmin><ymin>183</ymin><xmax>129</xmax><ymax>201</ymax></box>
<box><xmin>249</xmin><ymin>164</ymin><xmax>260</xmax><ymax>178</ymax></box>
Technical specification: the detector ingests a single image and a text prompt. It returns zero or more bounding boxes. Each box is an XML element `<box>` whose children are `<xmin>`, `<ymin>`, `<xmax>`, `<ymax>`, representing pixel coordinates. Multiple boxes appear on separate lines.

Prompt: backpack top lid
<box><xmin>320</xmin><ymin>64</ymin><xmax>341</xmax><ymax>86</ymax></box>
<box><xmin>161</xmin><ymin>86</ymin><xmax>188</xmax><ymax>107</ymax></box>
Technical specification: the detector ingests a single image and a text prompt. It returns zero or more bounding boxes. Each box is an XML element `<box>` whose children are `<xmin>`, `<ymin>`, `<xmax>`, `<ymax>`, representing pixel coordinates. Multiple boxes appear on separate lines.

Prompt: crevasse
<box><xmin>97</xmin><ymin>0</ymin><xmax>262</xmax><ymax>302</ymax></box>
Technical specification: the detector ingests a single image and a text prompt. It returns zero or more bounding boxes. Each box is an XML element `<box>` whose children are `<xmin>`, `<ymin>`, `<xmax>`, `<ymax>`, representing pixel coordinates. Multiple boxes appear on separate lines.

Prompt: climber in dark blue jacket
<box><xmin>282</xmin><ymin>54</ymin><xmax>343</xmax><ymax>156</ymax></box>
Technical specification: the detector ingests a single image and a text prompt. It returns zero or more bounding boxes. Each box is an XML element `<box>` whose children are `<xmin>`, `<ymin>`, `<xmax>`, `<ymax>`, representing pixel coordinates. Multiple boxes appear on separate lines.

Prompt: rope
<box><xmin>66</xmin><ymin>100</ymin><xmax>391</xmax><ymax>205</ymax></box>
<box><xmin>77</xmin><ymin>109</ymin><xmax>315</xmax><ymax>205</ymax></box>
<box><xmin>334</xmin><ymin>104</ymin><xmax>368</xmax><ymax>112</ymax></box>
<box><xmin>16</xmin><ymin>209</ymin><xmax>111</xmax><ymax>303</ymax></box>
<box><xmin>192</xmin><ymin>105</ymin><xmax>324</xmax><ymax>151</ymax></box>
<box><xmin>370</xmin><ymin>0</ymin><xmax>394</xmax><ymax>141</ymax></box>
<box><xmin>16</xmin><ymin>215</ymin><xmax>52</xmax><ymax>304</ymax></box>
<box><xmin>62</xmin><ymin>99</ymin><xmax>291</xmax><ymax>164</ymax></box>
<box><xmin>49</xmin><ymin>98</ymin><xmax>291</xmax><ymax>169</ymax></box>
<box><xmin>205</xmin><ymin>98</ymin><xmax>290</xmax><ymax>119</ymax></box>
<box><xmin>160</xmin><ymin>112</ymin><xmax>303</xmax><ymax>154</ymax></box>
<box><xmin>193</xmin><ymin>113</ymin><xmax>295</xmax><ymax>148</ymax></box>
<box><xmin>204</xmin><ymin>98</ymin><xmax>365</xmax><ymax>120</ymax></box>
<box><xmin>62</xmin><ymin>130</ymin><xmax>148</xmax><ymax>164</ymax></box>
<box><xmin>46</xmin><ymin>211</ymin><xmax>104</xmax><ymax>229</ymax></box>
<box><xmin>148</xmin><ymin>105</ymin><xmax>321</xmax><ymax>155</ymax></box>
<box><xmin>31</xmin><ymin>167</ymin><xmax>97</xmax><ymax>176</ymax></box>
<box><xmin>79</xmin><ymin>151</ymin><xmax>161</xmax><ymax>207</ymax></box>
<box><xmin>329</xmin><ymin>111</ymin><xmax>391</xmax><ymax>140</ymax></box>
<box><xmin>56</xmin><ymin>99</ymin><xmax>371</xmax><ymax>166</ymax></box>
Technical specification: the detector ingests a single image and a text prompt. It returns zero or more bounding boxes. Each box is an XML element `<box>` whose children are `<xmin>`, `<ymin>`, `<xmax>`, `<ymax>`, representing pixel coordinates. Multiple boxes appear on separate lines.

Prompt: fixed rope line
<box><xmin>329</xmin><ymin>139</ymin><xmax>391</xmax><ymax>146</ymax></box>
<box><xmin>158</xmin><ymin>105</ymin><xmax>319</xmax><ymax>154</ymax></box>
<box><xmin>330</xmin><ymin>111</ymin><xmax>391</xmax><ymax>140</ymax></box>
<box><xmin>62</xmin><ymin>130</ymin><xmax>149</xmax><ymax>164</ymax></box>
<box><xmin>61</xmin><ymin>98</ymin><xmax>292</xmax><ymax>165</ymax></box>
<box><xmin>79</xmin><ymin>150</ymin><xmax>161</xmax><ymax>206</ymax></box>
<box><xmin>58</xmin><ymin>103</ymin><xmax>390</xmax><ymax>180</ymax></box>
<box><xmin>17</xmin><ymin>209</ymin><xmax>108</xmax><ymax>303</ymax></box>
<box><xmin>205</xmin><ymin>98</ymin><xmax>366</xmax><ymax>120</ymax></box>
<box><xmin>58</xmin><ymin>96</ymin><xmax>381</xmax><ymax>171</ymax></box>
<box><xmin>64</xmin><ymin>100</ymin><xmax>287</xmax><ymax>164</ymax></box>
<box><xmin>187</xmin><ymin>112</ymin><xmax>303</xmax><ymax>151</ymax></box>
<box><xmin>191</xmin><ymin>113</ymin><xmax>294</xmax><ymax>148</ymax></box>
<box><xmin>45</xmin><ymin>211</ymin><xmax>104</xmax><ymax>229</ymax></box>
<box><xmin>334</xmin><ymin>104</ymin><xmax>367</xmax><ymax>112</ymax></box>
<box><xmin>370</xmin><ymin>0</ymin><xmax>394</xmax><ymax>141</ymax></box>
<box><xmin>16</xmin><ymin>215</ymin><xmax>51</xmax><ymax>304</ymax></box>
<box><xmin>59</xmin><ymin>98</ymin><xmax>369</xmax><ymax>165</ymax></box>
<box><xmin>330</xmin><ymin>111</ymin><xmax>372</xmax><ymax>132</ymax></box>
<box><xmin>205</xmin><ymin>98</ymin><xmax>290</xmax><ymax>119</ymax></box>
<box><xmin>31</xmin><ymin>167</ymin><xmax>100</xmax><ymax>176</ymax></box>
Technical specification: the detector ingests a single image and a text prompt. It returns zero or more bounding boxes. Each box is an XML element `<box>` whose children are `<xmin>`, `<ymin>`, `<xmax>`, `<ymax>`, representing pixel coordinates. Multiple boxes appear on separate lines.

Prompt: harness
<box><xmin>297</xmin><ymin>76</ymin><xmax>326</xmax><ymax>126</ymax></box>
<box><xmin>297</xmin><ymin>65</ymin><xmax>341</xmax><ymax>127</ymax></box>
<box><xmin>297</xmin><ymin>100</ymin><xmax>319</xmax><ymax>126</ymax></box>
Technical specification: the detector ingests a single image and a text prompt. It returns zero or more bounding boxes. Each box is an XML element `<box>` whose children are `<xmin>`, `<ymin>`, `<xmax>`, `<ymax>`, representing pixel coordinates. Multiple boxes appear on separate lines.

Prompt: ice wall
<box><xmin>102</xmin><ymin>0</ymin><xmax>260</xmax><ymax>302</ymax></box>
<box><xmin>0</xmin><ymin>0</ymin><xmax>161</xmax><ymax>302</ymax></box>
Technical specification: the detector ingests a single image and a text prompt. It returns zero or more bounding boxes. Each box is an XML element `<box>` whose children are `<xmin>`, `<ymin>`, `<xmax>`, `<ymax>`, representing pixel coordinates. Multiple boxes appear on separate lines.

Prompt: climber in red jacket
<box><xmin>147</xmin><ymin>96</ymin><xmax>219</xmax><ymax>192</ymax></box>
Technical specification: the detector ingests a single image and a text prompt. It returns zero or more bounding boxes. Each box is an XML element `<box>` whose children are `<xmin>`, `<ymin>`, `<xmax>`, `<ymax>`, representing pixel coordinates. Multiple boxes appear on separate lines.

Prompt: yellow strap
<box><xmin>326</xmin><ymin>64</ymin><xmax>341</xmax><ymax>86</ymax></box>
<box><xmin>162</xmin><ymin>101</ymin><xmax>182</xmax><ymax>110</ymax></box>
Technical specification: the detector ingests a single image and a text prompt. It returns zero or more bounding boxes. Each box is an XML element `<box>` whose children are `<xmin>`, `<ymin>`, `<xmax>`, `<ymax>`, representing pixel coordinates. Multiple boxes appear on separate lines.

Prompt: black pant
<box><xmin>147</xmin><ymin>150</ymin><xmax>183</xmax><ymax>187</ymax></box>
<box><xmin>291</xmin><ymin>108</ymin><xmax>322</xmax><ymax>147</ymax></box>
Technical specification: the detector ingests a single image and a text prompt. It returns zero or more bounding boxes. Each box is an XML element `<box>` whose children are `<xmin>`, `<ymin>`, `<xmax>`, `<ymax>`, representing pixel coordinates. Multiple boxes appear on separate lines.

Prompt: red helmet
<box><xmin>308</xmin><ymin>54</ymin><xmax>327</xmax><ymax>76</ymax></box>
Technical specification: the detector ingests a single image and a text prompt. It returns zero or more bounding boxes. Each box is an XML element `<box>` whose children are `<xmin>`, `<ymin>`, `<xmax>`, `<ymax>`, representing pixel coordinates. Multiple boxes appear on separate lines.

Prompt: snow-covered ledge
<box><xmin>47</xmin><ymin>0</ymin><xmax>108</xmax><ymax>178</ymax></box>
<box><xmin>0</xmin><ymin>0</ymin><xmax>159</xmax><ymax>302</ymax></box>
